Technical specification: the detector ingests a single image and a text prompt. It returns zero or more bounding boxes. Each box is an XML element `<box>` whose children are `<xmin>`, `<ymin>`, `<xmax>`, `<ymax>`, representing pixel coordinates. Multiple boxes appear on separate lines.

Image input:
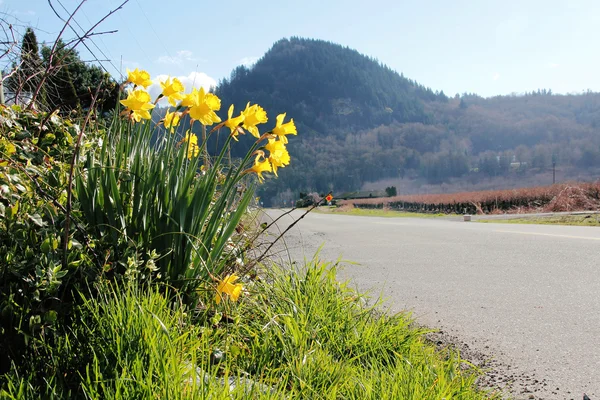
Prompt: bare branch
<box><xmin>66</xmin><ymin>0</ymin><xmax>128</xmax><ymax>52</ymax></box>
<box><xmin>249</xmin><ymin>194</ymin><xmax>332</xmax><ymax>269</ymax></box>
<box><xmin>63</xmin><ymin>82</ymin><xmax>103</xmax><ymax>268</ymax></box>
<box><xmin>28</xmin><ymin>0</ymin><xmax>88</xmax><ymax>108</ymax></box>
<box><xmin>0</xmin><ymin>23</ymin><xmax>17</xmax><ymax>61</ymax></box>
<box><xmin>28</xmin><ymin>0</ymin><xmax>126</xmax><ymax>108</ymax></box>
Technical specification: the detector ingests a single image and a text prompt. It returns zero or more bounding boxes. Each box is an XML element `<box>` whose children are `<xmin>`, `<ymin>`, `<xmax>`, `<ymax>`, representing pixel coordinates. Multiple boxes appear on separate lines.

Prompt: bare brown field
<box><xmin>341</xmin><ymin>181</ymin><xmax>600</xmax><ymax>214</ymax></box>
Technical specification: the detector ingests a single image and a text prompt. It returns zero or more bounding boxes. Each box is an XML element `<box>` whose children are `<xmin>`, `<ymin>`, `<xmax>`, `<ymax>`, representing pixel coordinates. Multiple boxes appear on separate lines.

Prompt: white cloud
<box><xmin>177</xmin><ymin>71</ymin><xmax>216</xmax><ymax>92</ymax></box>
<box><xmin>156</xmin><ymin>50</ymin><xmax>197</xmax><ymax>65</ymax></box>
<box><xmin>492</xmin><ymin>72</ymin><xmax>500</xmax><ymax>81</ymax></box>
<box><xmin>147</xmin><ymin>71</ymin><xmax>217</xmax><ymax>105</ymax></box>
<box><xmin>239</xmin><ymin>56</ymin><xmax>259</xmax><ymax>68</ymax></box>
<box><xmin>546</xmin><ymin>63</ymin><xmax>560</xmax><ymax>69</ymax></box>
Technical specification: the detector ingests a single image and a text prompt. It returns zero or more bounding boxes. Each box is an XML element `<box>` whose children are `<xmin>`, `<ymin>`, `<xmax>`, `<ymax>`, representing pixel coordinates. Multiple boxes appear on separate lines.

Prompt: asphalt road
<box><xmin>263</xmin><ymin>209</ymin><xmax>600</xmax><ymax>399</ymax></box>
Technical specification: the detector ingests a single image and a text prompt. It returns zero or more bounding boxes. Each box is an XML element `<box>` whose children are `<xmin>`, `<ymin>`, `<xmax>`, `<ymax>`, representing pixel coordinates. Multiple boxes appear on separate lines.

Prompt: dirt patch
<box><xmin>425</xmin><ymin>330</ymin><xmax>585</xmax><ymax>400</ymax></box>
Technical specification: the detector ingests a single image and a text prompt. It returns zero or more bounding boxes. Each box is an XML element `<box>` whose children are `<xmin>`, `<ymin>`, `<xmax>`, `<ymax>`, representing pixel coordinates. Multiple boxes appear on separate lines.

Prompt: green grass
<box><xmin>477</xmin><ymin>213</ymin><xmax>600</xmax><ymax>227</ymax></box>
<box><xmin>316</xmin><ymin>207</ymin><xmax>446</xmax><ymax>218</ymax></box>
<box><xmin>1</xmin><ymin>260</ymin><xmax>497</xmax><ymax>399</ymax></box>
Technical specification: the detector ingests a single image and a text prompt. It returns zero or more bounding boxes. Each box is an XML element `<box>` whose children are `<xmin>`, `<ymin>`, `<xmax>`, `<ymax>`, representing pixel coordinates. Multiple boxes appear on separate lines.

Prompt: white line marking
<box><xmin>495</xmin><ymin>230</ymin><xmax>600</xmax><ymax>241</ymax></box>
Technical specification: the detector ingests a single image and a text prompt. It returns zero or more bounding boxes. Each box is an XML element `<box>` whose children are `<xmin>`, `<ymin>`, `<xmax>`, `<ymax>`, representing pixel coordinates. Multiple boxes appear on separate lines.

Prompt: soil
<box><xmin>426</xmin><ymin>329</ymin><xmax>584</xmax><ymax>400</ymax></box>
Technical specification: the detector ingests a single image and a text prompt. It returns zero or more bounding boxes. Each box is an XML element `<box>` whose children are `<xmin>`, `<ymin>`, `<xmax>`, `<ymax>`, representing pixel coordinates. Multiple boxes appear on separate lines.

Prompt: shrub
<box><xmin>385</xmin><ymin>185</ymin><xmax>397</xmax><ymax>197</ymax></box>
<box><xmin>0</xmin><ymin>68</ymin><xmax>300</xmax><ymax>388</ymax></box>
<box><xmin>0</xmin><ymin>105</ymin><xmax>100</xmax><ymax>376</ymax></box>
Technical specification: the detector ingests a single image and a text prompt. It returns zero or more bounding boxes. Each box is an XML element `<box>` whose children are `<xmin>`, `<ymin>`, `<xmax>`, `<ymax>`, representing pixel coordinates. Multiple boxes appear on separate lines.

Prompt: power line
<box><xmin>133</xmin><ymin>0</ymin><xmax>173</xmax><ymax>61</ymax></box>
<box><xmin>80</xmin><ymin>7</ymin><xmax>121</xmax><ymax>78</ymax></box>
<box><xmin>104</xmin><ymin>0</ymin><xmax>153</xmax><ymax>71</ymax></box>
<box><xmin>54</xmin><ymin>0</ymin><xmax>122</xmax><ymax>79</ymax></box>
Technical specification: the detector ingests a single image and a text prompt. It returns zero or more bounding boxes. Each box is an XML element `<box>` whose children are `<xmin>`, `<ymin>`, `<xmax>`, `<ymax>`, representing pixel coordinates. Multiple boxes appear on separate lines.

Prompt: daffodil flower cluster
<box><xmin>119</xmin><ymin>68</ymin><xmax>297</xmax><ymax>182</ymax></box>
<box><xmin>215</xmin><ymin>274</ymin><xmax>243</xmax><ymax>304</ymax></box>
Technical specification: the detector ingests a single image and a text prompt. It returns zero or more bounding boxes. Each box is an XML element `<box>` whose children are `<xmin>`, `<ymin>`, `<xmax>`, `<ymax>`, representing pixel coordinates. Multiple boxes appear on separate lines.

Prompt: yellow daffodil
<box><xmin>265</xmin><ymin>138</ymin><xmax>290</xmax><ymax>176</ymax></box>
<box><xmin>271</xmin><ymin>113</ymin><xmax>297</xmax><ymax>144</ymax></box>
<box><xmin>161</xmin><ymin>110</ymin><xmax>181</xmax><ymax>133</ymax></box>
<box><xmin>181</xmin><ymin>87</ymin><xmax>221</xmax><ymax>126</ymax></box>
<box><xmin>265</xmin><ymin>137</ymin><xmax>287</xmax><ymax>154</ymax></box>
<box><xmin>249</xmin><ymin>154</ymin><xmax>272</xmax><ymax>183</ymax></box>
<box><xmin>242</xmin><ymin>102</ymin><xmax>268</xmax><ymax>138</ymax></box>
<box><xmin>160</xmin><ymin>77</ymin><xmax>184</xmax><ymax>106</ymax></box>
<box><xmin>215</xmin><ymin>274</ymin><xmax>243</xmax><ymax>304</ymax></box>
<box><xmin>126</xmin><ymin>68</ymin><xmax>152</xmax><ymax>88</ymax></box>
<box><xmin>182</xmin><ymin>131</ymin><xmax>200</xmax><ymax>159</ymax></box>
<box><xmin>224</xmin><ymin>105</ymin><xmax>246</xmax><ymax>140</ymax></box>
<box><xmin>120</xmin><ymin>89</ymin><xmax>155</xmax><ymax>122</ymax></box>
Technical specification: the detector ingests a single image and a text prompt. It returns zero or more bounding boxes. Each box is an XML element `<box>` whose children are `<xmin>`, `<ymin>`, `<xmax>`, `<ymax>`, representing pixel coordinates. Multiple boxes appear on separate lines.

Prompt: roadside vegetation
<box><xmin>0</xmin><ymin>19</ymin><xmax>496</xmax><ymax>399</ymax></box>
<box><xmin>344</xmin><ymin>182</ymin><xmax>600</xmax><ymax>215</ymax></box>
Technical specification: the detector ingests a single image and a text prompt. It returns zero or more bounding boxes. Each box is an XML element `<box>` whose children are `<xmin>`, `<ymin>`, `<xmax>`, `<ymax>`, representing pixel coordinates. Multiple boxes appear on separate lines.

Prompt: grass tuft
<box><xmin>316</xmin><ymin>207</ymin><xmax>446</xmax><ymax>218</ymax></box>
<box><xmin>1</xmin><ymin>261</ymin><xmax>496</xmax><ymax>399</ymax></box>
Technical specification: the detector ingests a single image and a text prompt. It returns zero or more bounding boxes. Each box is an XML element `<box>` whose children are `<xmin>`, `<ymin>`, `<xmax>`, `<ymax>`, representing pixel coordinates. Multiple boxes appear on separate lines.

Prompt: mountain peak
<box><xmin>216</xmin><ymin>37</ymin><xmax>447</xmax><ymax>135</ymax></box>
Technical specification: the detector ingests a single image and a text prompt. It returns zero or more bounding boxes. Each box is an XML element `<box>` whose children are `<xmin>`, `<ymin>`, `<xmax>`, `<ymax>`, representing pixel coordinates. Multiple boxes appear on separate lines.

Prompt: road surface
<box><xmin>263</xmin><ymin>209</ymin><xmax>600</xmax><ymax>399</ymax></box>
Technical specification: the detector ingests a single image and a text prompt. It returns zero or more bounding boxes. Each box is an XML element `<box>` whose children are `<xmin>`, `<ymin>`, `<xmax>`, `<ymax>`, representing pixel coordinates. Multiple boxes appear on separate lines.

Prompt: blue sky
<box><xmin>3</xmin><ymin>0</ymin><xmax>600</xmax><ymax>98</ymax></box>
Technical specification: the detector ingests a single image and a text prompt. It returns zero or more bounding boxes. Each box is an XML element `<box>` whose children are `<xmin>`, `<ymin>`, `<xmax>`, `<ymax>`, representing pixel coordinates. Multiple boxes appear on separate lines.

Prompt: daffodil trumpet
<box><xmin>214</xmin><ymin>274</ymin><xmax>244</xmax><ymax>304</ymax></box>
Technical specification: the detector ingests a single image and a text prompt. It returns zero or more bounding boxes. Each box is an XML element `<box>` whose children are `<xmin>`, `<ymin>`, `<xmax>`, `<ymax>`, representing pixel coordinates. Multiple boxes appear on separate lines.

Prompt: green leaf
<box><xmin>44</xmin><ymin>310</ymin><xmax>57</xmax><ymax>323</ymax></box>
<box><xmin>229</xmin><ymin>344</ymin><xmax>241</xmax><ymax>357</ymax></box>
<box><xmin>28</xmin><ymin>213</ymin><xmax>45</xmax><ymax>227</ymax></box>
<box><xmin>6</xmin><ymin>201</ymin><xmax>18</xmax><ymax>219</ymax></box>
<box><xmin>41</xmin><ymin>236</ymin><xmax>59</xmax><ymax>253</ymax></box>
<box><xmin>68</xmin><ymin>239</ymin><xmax>83</xmax><ymax>250</ymax></box>
<box><xmin>211</xmin><ymin>312</ymin><xmax>222</xmax><ymax>326</ymax></box>
<box><xmin>41</xmin><ymin>133</ymin><xmax>56</xmax><ymax>146</ymax></box>
<box><xmin>41</xmin><ymin>238</ymin><xmax>51</xmax><ymax>253</ymax></box>
<box><xmin>55</xmin><ymin>269</ymin><xmax>67</xmax><ymax>279</ymax></box>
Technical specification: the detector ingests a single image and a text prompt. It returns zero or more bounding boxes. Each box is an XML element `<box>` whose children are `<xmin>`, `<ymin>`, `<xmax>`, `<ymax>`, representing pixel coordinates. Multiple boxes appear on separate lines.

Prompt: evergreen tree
<box><xmin>6</xmin><ymin>27</ymin><xmax>44</xmax><ymax>98</ymax></box>
<box><xmin>40</xmin><ymin>40</ymin><xmax>119</xmax><ymax>112</ymax></box>
<box><xmin>41</xmin><ymin>40</ymin><xmax>80</xmax><ymax>111</ymax></box>
<box><xmin>21</xmin><ymin>28</ymin><xmax>43</xmax><ymax>93</ymax></box>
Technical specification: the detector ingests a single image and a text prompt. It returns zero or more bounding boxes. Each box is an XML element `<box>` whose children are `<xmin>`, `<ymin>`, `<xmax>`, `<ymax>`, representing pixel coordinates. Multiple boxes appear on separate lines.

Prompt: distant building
<box><xmin>3</xmin><ymin>90</ymin><xmax>36</xmax><ymax>108</ymax></box>
<box><xmin>510</xmin><ymin>161</ymin><xmax>527</xmax><ymax>169</ymax></box>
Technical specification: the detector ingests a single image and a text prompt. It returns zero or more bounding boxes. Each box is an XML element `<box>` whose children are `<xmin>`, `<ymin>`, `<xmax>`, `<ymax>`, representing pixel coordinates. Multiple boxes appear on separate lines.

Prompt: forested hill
<box><xmin>214</xmin><ymin>37</ymin><xmax>600</xmax><ymax>206</ymax></box>
<box><xmin>216</xmin><ymin>37</ymin><xmax>447</xmax><ymax>135</ymax></box>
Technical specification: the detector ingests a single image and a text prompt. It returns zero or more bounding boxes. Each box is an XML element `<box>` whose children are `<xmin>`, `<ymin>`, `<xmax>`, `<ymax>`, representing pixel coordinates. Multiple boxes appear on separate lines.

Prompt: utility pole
<box><xmin>0</xmin><ymin>70</ymin><xmax>5</xmax><ymax>105</ymax></box>
<box><xmin>552</xmin><ymin>152</ymin><xmax>557</xmax><ymax>184</ymax></box>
